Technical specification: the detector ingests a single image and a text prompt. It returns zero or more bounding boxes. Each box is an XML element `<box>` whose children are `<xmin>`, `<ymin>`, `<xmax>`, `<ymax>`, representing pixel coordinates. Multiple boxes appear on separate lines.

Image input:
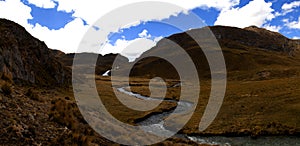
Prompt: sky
<box><xmin>0</xmin><ymin>0</ymin><xmax>300</xmax><ymax>60</ymax></box>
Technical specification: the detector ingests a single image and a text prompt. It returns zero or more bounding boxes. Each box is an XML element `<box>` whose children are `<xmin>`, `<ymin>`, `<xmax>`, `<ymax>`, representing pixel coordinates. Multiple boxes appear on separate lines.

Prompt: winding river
<box><xmin>117</xmin><ymin>87</ymin><xmax>300</xmax><ymax>146</ymax></box>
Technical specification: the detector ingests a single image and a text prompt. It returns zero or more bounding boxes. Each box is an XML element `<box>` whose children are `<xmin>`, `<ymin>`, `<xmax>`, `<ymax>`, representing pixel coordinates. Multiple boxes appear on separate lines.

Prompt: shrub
<box><xmin>25</xmin><ymin>89</ymin><xmax>42</xmax><ymax>101</ymax></box>
<box><xmin>2</xmin><ymin>83</ymin><xmax>12</xmax><ymax>95</ymax></box>
<box><xmin>49</xmin><ymin>99</ymin><xmax>80</xmax><ymax>129</ymax></box>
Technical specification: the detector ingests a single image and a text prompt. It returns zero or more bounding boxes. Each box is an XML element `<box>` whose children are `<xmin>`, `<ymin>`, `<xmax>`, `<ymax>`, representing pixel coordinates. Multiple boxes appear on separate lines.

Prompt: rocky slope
<box><xmin>0</xmin><ymin>19</ymin><xmax>70</xmax><ymax>86</ymax></box>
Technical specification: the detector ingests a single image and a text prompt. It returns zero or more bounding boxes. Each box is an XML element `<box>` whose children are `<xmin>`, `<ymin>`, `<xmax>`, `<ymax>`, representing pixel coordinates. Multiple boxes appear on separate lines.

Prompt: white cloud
<box><xmin>263</xmin><ymin>24</ymin><xmax>282</xmax><ymax>32</ymax></box>
<box><xmin>293</xmin><ymin>36</ymin><xmax>300</xmax><ymax>39</ymax></box>
<box><xmin>215</xmin><ymin>0</ymin><xmax>275</xmax><ymax>28</ymax></box>
<box><xmin>27</xmin><ymin>0</ymin><xmax>56</xmax><ymax>8</ymax></box>
<box><xmin>154</xmin><ymin>36</ymin><xmax>163</xmax><ymax>42</ymax></box>
<box><xmin>0</xmin><ymin>0</ymin><xmax>240</xmax><ymax>55</ymax></box>
<box><xmin>0</xmin><ymin>0</ymin><xmax>33</xmax><ymax>28</ymax></box>
<box><xmin>52</xmin><ymin>0</ymin><xmax>240</xmax><ymax>25</ymax></box>
<box><xmin>275</xmin><ymin>1</ymin><xmax>300</xmax><ymax>16</ymax></box>
<box><xmin>49</xmin><ymin>0</ymin><xmax>240</xmax><ymax>54</ymax></box>
<box><xmin>286</xmin><ymin>17</ymin><xmax>300</xmax><ymax>29</ymax></box>
<box><xmin>100</xmin><ymin>38</ymin><xmax>156</xmax><ymax>62</ymax></box>
<box><xmin>282</xmin><ymin>18</ymin><xmax>289</xmax><ymax>23</ymax></box>
<box><xmin>27</xmin><ymin>18</ymin><xmax>89</xmax><ymax>53</ymax></box>
<box><xmin>282</xmin><ymin>1</ymin><xmax>300</xmax><ymax>11</ymax></box>
<box><xmin>0</xmin><ymin>0</ymin><xmax>88</xmax><ymax>53</ymax></box>
<box><xmin>100</xmin><ymin>29</ymin><xmax>162</xmax><ymax>61</ymax></box>
<box><xmin>138</xmin><ymin>29</ymin><xmax>151</xmax><ymax>38</ymax></box>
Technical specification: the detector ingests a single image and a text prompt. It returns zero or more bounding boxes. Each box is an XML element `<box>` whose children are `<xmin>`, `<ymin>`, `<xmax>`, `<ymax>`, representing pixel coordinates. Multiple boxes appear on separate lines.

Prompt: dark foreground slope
<box><xmin>0</xmin><ymin>19</ymin><xmax>113</xmax><ymax>145</ymax></box>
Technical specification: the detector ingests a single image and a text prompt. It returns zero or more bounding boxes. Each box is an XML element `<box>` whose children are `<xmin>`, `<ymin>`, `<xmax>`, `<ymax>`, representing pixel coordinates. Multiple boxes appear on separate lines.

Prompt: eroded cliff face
<box><xmin>0</xmin><ymin>19</ymin><xmax>70</xmax><ymax>86</ymax></box>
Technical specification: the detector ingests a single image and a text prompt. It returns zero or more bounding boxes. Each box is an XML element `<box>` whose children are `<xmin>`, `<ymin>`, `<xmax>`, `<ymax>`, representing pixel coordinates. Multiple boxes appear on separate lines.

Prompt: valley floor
<box><xmin>1</xmin><ymin>75</ymin><xmax>300</xmax><ymax>145</ymax></box>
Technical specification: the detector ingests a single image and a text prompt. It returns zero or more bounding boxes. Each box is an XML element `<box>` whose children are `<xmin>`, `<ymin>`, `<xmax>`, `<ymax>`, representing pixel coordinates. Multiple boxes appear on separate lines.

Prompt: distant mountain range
<box><xmin>1</xmin><ymin>18</ymin><xmax>299</xmax><ymax>85</ymax></box>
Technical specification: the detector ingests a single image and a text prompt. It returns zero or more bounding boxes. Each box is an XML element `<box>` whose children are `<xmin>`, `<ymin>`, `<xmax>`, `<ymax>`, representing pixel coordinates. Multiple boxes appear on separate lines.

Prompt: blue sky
<box><xmin>0</xmin><ymin>0</ymin><xmax>299</xmax><ymax>58</ymax></box>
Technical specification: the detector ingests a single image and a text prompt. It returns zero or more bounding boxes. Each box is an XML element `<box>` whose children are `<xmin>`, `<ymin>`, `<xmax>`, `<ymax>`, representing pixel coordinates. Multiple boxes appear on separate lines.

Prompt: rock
<box><xmin>64</xmin><ymin>96</ymin><xmax>70</xmax><ymax>100</ymax></box>
<box><xmin>1</xmin><ymin>96</ymin><xmax>7</xmax><ymax>103</ymax></box>
<box><xmin>28</xmin><ymin>114</ymin><xmax>35</xmax><ymax>121</ymax></box>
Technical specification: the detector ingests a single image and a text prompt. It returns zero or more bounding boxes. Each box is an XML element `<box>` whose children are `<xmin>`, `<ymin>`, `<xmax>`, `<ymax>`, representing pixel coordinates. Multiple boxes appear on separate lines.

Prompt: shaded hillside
<box><xmin>55</xmin><ymin>52</ymin><xmax>129</xmax><ymax>75</ymax></box>
<box><xmin>0</xmin><ymin>19</ymin><xmax>70</xmax><ymax>86</ymax></box>
<box><xmin>127</xmin><ymin>26</ymin><xmax>300</xmax><ymax>80</ymax></box>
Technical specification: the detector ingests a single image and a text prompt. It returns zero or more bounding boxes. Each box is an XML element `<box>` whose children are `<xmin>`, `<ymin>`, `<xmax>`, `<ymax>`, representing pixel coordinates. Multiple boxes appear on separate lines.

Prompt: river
<box><xmin>117</xmin><ymin>87</ymin><xmax>300</xmax><ymax>146</ymax></box>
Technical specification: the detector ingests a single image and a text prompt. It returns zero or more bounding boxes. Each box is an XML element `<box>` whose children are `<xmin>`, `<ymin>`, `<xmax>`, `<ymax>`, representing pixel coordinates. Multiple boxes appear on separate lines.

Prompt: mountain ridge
<box><xmin>125</xmin><ymin>25</ymin><xmax>300</xmax><ymax>80</ymax></box>
<box><xmin>53</xmin><ymin>25</ymin><xmax>300</xmax><ymax>79</ymax></box>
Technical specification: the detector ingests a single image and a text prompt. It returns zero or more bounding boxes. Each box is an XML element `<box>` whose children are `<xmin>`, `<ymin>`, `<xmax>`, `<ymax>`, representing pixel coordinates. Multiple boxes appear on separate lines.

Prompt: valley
<box><xmin>0</xmin><ymin>18</ymin><xmax>300</xmax><ymax>145</ymax></box>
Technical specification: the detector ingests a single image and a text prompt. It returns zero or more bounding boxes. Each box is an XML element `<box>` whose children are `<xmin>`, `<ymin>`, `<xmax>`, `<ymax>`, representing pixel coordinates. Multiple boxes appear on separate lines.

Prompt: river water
<box><xmin>117</xmin><ymin>87</ymin><xmax>300</xmax><ymax>146</ymax></box>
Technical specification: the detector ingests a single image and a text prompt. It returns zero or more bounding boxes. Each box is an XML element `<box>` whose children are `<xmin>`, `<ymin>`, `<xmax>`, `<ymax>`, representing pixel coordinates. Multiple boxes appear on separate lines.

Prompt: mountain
<box><xmin>125</xmin><ymin>25</ymin><xmax>300</xmax><ymax>80</ymax></box>
<box><xmin>119</xmin><ymin>26</ymin><xmax>300</xmax><ymax>139</ymax></box>
<box><xmin>0</xmin><ymin>19</ymin><xmax>70</xmax><ymax>86</ymax></box>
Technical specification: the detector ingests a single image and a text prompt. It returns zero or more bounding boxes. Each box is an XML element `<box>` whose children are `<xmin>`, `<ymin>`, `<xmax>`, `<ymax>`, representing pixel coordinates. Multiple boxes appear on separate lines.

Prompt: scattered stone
<box><xmin>16</xmin><ymin>106</ymin><xmax>22</xmax><ymax>111</ymax></box>
<box><xmin>28</xmin><ymin>114</ymin><xmax>35</xmax><ymax>121</ymax></box>
<box><xmin>1</xmin><ymin>96</ymin><xmax>7</xmax><ymax>103</ymax></box>
<box><xmin>65</xmin><ymin>96</ymin><xmax>70</xmax><ymax>100</ymax></box>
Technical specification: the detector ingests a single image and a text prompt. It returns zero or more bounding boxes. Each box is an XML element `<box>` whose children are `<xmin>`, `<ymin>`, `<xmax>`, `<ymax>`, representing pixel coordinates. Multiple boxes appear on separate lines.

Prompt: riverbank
<box><xmin>107</xmin><ymin>76</ymin><xmax>300</xmax><ymax>145</ymax></box>
<box><xmin>112</xmin><ymin>76</ymin><xmax>300</xmax><ymax>138</ymax></box>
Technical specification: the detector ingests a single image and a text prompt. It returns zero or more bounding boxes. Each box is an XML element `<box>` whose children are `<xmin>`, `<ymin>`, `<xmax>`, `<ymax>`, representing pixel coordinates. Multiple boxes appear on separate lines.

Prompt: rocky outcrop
<box><xmin>213</xmin><ymin>25</ymin><xmax>300</xmax><ymax>53</ymax></box>
<box><xmin>0</xmin><ymin>19</ymin><xmax>70</xmax><ymax>86</ymax></box>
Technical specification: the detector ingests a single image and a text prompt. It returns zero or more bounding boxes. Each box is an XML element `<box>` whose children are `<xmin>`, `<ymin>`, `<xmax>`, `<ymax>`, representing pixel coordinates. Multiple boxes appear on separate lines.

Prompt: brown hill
<box><xmin>125</xmin><ymin>25</ymin><xmax>300</xmax><ymax>80</ymax></box>
<box><xmin>0</xmin><ymin>19</ymin><xmax>70</xmax><ymax>86</ymax></box>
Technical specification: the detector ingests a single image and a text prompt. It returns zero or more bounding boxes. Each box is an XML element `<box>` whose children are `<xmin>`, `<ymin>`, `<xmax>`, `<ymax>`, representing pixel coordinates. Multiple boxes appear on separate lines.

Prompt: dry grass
<box><xmin>25</xmin><ymin>88</ymin><xmax>43</xmax><ymax>102</ymax></box>
<box><xmin>115</xmin><ymin>74</ymin><xmax>300</xmax><ymax>137</ymax></box>
<box><xmin>12</xmin><ymin>69</ymin><xmax>297</xmax><ymax>145</ymax></box>
<box><xmin>163</xmin><ymin>77</ymin><xmax>300</xmax><ymax>137</ymax></box>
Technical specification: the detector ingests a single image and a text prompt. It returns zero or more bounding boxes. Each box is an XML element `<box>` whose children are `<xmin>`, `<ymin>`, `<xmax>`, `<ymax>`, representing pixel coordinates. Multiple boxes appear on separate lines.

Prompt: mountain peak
<box><xmin>244</xmin><ymin>25</ymin><xmax>285</xmax><ymax>38</ymax></box>
<box><xmin>205</xmin><ymin>25</ymin><xmax>299</xmax><ymax>53</ymax></box>
<box><xmin>244</xmin><ymin>25</ymin><xmax>260</xmax><ymax>29</ymax></box>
